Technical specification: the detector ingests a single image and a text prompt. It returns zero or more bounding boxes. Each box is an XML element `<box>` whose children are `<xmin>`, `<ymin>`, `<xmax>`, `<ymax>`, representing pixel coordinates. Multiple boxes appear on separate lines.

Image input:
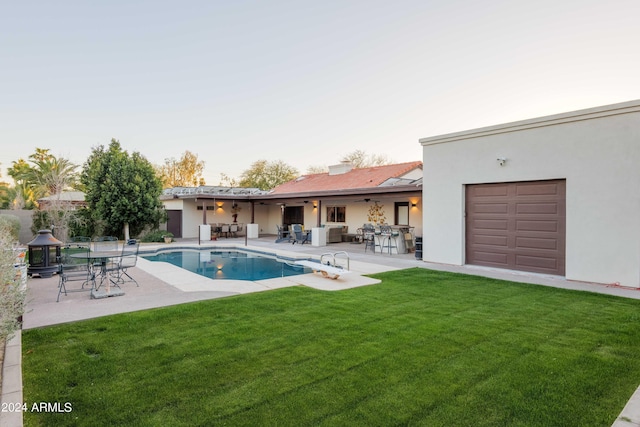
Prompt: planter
<box><xmin>164</xmin><ymin>237</ymin><xmax>172</xmax><ymax>244</ymax></box>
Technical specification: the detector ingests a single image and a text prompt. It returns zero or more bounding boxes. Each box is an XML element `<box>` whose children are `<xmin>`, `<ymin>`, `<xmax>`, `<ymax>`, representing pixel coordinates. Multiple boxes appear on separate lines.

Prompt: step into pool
<box><xmin>141</xmin><ymin>249</ymin><xmax>312</xmax><ymax>281</ymax></box>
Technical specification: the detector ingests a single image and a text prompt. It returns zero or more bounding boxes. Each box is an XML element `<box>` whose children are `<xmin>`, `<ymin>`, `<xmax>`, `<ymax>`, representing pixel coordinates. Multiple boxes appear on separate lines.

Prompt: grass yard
<box><xmin>22</xmin><ymin>268</ymin><xmax>640</xmax><ymax>426</ymax></box>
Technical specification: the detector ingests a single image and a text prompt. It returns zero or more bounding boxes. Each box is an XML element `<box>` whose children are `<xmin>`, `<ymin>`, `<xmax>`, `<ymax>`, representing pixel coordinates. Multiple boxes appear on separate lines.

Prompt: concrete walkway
<box><xmin>2</xmin><ymin>236</ymin><xmax>640</xmax><ymax>426</ymax></box>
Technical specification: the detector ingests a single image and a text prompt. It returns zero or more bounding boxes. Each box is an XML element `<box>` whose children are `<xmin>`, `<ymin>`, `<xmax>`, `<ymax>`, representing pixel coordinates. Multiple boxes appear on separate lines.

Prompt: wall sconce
<box><xmin>411</xmin><ymin>203</ymin><xmax>417</xmax><ymax>208</ymax></box>
<box><xmin>313</xmin><ymin>203</ymin><xmax>317</xmax><ymax>209</ymax></box>
<box><xmin>497</xmin><ymin>157</ymin><xmax>507</xmax><ymax>166</ymax></box>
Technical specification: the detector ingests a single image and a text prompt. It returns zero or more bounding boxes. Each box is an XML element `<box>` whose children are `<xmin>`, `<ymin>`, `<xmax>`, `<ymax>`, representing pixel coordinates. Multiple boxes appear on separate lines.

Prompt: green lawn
<box><xmin>22</xmin><ymin>268</ymin><xmax>640</xmax><ymax>426</ymax></box>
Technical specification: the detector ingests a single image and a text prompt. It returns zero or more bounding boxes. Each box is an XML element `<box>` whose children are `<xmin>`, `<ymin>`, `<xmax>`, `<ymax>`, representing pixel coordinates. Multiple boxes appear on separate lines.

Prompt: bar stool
<box><xmin>380</xmin><ymin>225</ymin><xmax>399</xmax><ymax>255</ymax></box>
<box><xmin>362</xmin><ymin>224</ymin><xmax>376</xmax><ymax>253</ymax></box>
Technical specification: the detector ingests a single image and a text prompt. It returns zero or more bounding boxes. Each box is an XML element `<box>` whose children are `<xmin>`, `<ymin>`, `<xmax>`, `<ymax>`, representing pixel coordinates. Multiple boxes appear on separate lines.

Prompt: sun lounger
<box><xmin>295</xmin><ymin>260</ymin><xmax>351</xmax><ymax>280</ymax></box>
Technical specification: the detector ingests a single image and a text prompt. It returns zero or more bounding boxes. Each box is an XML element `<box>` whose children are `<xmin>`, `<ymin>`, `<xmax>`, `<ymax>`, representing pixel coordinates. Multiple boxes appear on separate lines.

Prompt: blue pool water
<box><xmin>141</xmin><ymin>250</ymin><xmax>312</xmax><ymax>281</ymax></box>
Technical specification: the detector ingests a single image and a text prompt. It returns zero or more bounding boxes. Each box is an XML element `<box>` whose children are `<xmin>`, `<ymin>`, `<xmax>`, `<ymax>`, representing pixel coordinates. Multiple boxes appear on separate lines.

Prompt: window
<box><xmin>326</xmin><ymin>206</ymin><xmax>346</xmax><ymax>223</ymax></box>
<box><xmin>395</xmin><ymin>202</ymin><xmax>409</xmax><ymax>225</ymax></box>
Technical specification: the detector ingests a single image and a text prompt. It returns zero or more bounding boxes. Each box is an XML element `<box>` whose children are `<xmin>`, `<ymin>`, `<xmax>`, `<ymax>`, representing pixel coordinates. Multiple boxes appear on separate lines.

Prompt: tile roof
<box><xmin>271</xmin><ymin>161</ymin><xmax>422</xmax><ymax>194</ymax></box>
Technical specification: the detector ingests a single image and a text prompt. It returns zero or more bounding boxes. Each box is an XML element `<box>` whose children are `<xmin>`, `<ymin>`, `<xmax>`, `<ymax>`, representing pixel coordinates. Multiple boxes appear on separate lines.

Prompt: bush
<box><xmin>0</xmin><ymin>214</ymin><xmax>20</xmax><ymax>242</ymax></box>
<box><xmin>0</xmin><ymin>219</ymin><xmax>26</xmax><ymax>341</ymax></box>
<box><xmin>140</xmin><ymin>230</ymin><xmax>173</xmax><ymax>243</ymax></box>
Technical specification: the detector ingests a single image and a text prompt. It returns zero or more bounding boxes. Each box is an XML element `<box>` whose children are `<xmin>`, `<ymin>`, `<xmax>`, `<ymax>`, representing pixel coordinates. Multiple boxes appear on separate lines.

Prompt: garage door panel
<box><xmin>473</xmin><ymin>219</ymin><xmax>509</xmax><ymax>230</ymax></box>
<box><xmin>474</xmin><ymin>203</ymin><xmax>509</xmax><ymax>214</ymax></box>
<box><xmin>473</xmin><ymin>251</ymin><xmax>509</xmax><ymax>266</ymax></box>
<box><xmin>466</xmin><ymin>180</ymin><xmax>565</xmax><ymax>276</ymax></box>
<box><xmin>516</xmin><ymin>220</ymin><xmax>559</xmax><ymax>232</ymax></box>
<box><xmin>471</xmin><ymin>184</ymin><xmax>509</xmax><ymax>197</ymax></box>
<box><xmin>516</xmin><ymin>203</ymin><xmax>558</xmax><ymax>214</ymax></box>
<box><xmin>474</xmin><ymin>234</ymin><xmax>508</xmax><ymax>247</ymax></box>
<box><xmin>516</xmin><ymin>236</ymin><xmax>558</xmax><ymax>250</ymax></box>
<box><xmin>515</xmin><ymin>182</ymin><xmax>562</xmax><ymax>196</ymax></box>
<box><xmin>515</xmin><ymin>254</ymin><xmax>560</xmax><ymax>272</ymax></box>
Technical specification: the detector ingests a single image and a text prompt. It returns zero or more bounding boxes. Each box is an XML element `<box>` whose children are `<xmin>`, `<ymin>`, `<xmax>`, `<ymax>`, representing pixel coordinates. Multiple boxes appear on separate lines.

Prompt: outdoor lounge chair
<box><xmin>291</xmin><ymin>224</ymin><xmax>309</xmax><ymax>245</ymax></box>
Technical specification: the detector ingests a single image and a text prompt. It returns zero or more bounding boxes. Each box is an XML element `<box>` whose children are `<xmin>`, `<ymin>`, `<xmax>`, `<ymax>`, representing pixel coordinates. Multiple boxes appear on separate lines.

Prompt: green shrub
<box><xmin>0</xmin><ymin>214</ymin><xmax>20</xmax><ymax>242</ymax></box>
<box><xmin>0</xmin><ymin>219</ymin><xmax>26</xmax><ymax>341</ymax></box>
<box><xmin>140</xmin><ymin>230</ymin><xmax>173</xmax><ymax>243</ymax></box>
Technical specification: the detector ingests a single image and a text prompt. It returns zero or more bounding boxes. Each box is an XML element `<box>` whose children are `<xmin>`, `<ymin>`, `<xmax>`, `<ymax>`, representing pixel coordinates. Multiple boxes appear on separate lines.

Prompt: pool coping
<box><xmin>135</xmin><ymin>242</ymin><xmax>385</xmax><ymax>294</ymax></box>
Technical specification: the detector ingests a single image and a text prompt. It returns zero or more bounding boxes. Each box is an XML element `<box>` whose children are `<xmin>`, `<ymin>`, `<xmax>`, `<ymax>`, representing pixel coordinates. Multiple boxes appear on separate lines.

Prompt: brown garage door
<box><xmin>465</xmin><ymin>180</ymin><xmax>566</xmax><ymax>275</ymax></box>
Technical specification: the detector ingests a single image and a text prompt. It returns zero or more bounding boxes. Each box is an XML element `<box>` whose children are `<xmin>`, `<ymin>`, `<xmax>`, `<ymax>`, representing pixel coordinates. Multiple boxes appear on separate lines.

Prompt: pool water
<box><xmin>141</xmin><ymin>250</ymin><xmax>312</xmax><ymax>281</ymax></box>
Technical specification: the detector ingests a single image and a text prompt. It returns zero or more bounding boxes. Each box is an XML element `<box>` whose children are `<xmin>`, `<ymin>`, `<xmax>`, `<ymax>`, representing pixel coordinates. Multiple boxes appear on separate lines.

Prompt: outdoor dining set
<box><xmin>209</xmin><ymin>223</ymin><xmax>243</xmax><ymax>239</ymax></box>
<box><xmin>274</xmin><ymin>223</ymin><xmax>415</xmax><ymax>255</ymax></box>
<box><xmin>57</xmin><ymin>236</ymin><xmax>139</xmax><ymax>302</ymax></box>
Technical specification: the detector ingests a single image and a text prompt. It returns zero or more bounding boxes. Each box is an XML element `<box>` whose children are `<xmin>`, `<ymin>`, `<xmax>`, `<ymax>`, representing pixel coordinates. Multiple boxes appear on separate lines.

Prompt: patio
<box><xmin>21</xmin><ymin>234</ymin><xmax>640</xmax><ymax>330</ymax></box>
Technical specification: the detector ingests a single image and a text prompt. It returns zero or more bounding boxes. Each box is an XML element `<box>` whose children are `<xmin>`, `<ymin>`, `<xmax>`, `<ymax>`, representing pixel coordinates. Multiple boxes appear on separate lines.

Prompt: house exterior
<box><xmin>37</xmin><ymin>191</ymin><xmax>87</xmax><ymax>209</ymax></box>
<box><xmin>160</xmin><ymin>161</ymin><xmax>423</xmax><ymax>241</ymax></box>
<box><xmin>419</xmin><ymin>100</ymin><xmax>640</xmax><ymax>287</ymax></box>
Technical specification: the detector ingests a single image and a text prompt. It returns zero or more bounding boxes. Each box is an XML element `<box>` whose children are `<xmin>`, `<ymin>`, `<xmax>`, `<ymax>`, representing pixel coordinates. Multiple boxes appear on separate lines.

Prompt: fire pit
<box><xmin>27</xmin><ymin>229</ymin><xmax>62</xmax><ymax>278</ymax></box>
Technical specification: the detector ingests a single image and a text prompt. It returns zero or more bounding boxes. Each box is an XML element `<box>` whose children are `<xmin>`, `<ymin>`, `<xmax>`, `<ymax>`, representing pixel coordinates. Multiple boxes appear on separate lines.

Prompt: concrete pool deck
<box><xmin>20</xmin><ymin>236</ymin><xmax>640</xmax><ymax>330</ymax></box>
<box><xmin>3</xmin><ymin>235</ymin><xmax>640</xmax><ymax>427</ymax></box>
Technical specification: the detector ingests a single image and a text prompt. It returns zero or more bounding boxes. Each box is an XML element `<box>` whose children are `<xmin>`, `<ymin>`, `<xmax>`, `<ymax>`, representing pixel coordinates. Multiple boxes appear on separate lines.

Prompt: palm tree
<box><xmin>28</xmin><ymin>155</ymin><xmax>78</xmax><ymax>198</ymax></box>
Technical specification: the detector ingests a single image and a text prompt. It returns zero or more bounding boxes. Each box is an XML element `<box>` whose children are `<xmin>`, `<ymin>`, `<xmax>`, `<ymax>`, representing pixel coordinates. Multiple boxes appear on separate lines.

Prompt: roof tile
<box><xmin>271</xmin><ymin>161</ymin><xmax>422</xmax><ymax>194</ymax></box>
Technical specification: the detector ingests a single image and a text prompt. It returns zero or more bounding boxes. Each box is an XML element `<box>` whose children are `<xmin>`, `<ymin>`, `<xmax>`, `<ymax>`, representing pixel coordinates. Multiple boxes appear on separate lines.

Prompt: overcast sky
<box><xmin>2</xmin><ymin>0</ymin><xmax>639</xmax><ymax>185</ymax></box>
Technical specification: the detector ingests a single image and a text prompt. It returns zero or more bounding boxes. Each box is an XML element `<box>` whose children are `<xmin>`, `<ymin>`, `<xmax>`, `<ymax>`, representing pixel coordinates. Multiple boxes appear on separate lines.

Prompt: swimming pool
<box><xmin>141</xmin><ymin>249</ymin><xmax>312</xmax><ymax>281</ymax></box>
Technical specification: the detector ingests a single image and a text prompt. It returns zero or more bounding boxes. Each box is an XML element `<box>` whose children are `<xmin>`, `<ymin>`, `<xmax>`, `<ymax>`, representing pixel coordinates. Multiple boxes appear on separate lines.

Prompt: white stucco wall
<box><xmin>420</xmin><ymin>100</ymin><xmax>640</xmax><ymax>287</ymax></box>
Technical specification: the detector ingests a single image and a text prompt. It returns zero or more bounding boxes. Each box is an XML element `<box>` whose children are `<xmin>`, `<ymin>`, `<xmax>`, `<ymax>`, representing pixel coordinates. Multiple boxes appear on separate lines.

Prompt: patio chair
<box><xmin>363</xmin><ymin>224</ymin><xmax>376</xmax><ymax>253</ymax></box>
<box><xmin>275</xmin><ymin>225</ymin><xmax>291</xmax><ymax>243</ymax></box>
<box><xmin>93</xmin><ymin>236</ymin><xmax>118</xmax><ymax>252</ymax></box>
<box><xmin>220</xmin><ymin>224</ymin><xmax>230</xmax><ymax>238</ymax></box>
<box><xmin>109</xmin><ymin>241</ymin><xmax>140</xmax><ymax>286</ymax></box>
<box><xmin>291</xmin><ymin>224</ymin><xmax>309</xmax><ymax>245</ymax></box>
<box><xmin>230</xmin><ymin>223</ymin><xmax>239</xmax><ymax>237</ymax></box>
<box><xmin>70</xmin><ymin>236</ymin><xmax>91</xmax><ymax>245</ymax></box>
<box><xmin>379</xmin><ymin>225</ymin><xmax>399</xmax><ymax>254</ymax></box>
<box><xmin>57</xmin><ymin>243</ymin><xmax>95</xmax><ymax>302</ymax></box>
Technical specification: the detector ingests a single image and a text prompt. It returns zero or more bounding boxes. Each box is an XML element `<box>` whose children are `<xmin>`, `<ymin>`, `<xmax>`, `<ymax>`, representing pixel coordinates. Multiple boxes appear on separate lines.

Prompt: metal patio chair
<box><xmin>109</xmin><ymin>241</ymin><xmax>140</xmax><ymax>286</ymax></box>
<box><xmin>57</xmin><ymin>243</ymin><xmax>95</xmax><ymax>302</ymax></box>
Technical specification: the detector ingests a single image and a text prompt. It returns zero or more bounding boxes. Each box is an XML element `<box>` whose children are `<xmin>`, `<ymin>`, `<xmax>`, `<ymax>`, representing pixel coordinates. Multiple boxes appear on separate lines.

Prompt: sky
<box><xmin>2</xmin><ymin>0</ymin><xmax>639</xmax><ymax>185</ymax></box>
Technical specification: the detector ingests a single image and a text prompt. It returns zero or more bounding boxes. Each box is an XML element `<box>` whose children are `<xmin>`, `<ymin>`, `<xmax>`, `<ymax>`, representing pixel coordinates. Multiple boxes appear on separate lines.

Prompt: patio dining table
<box><xmin>70</xmin><ymin>250</ymin><xmax>122</xmax><ymax>293</ymax></box>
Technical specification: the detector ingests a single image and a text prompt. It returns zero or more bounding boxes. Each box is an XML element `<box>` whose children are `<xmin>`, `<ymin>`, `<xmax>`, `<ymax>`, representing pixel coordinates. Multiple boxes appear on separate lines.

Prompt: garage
<box><xmin>465</xmin><ymin>180</ymin><xmax>566</xmax><ymax>276</ymax></box>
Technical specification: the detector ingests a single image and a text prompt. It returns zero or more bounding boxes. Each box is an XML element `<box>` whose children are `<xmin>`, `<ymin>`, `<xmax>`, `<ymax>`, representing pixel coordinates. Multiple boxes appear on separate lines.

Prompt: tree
<box><xmin>7</xmin><ymin>149</ymin><xmax>80</xmax><ymax>240</ymax></box>
<box><xmin>7</xmin><ymin>158</ymin><xmax>37</xmax><ymax>209</ymax></box>
<box><xmin>306</xmin><ymin>165</ymin><xmax>329</xmax><ymax>174</ymax></box>
<box><xmin>0</xmin><ymin>166</ymin><xmax>15</xmax><ymax>209</ymax></box>
<box><xmin>81</xmin><ymin>139</ymin><xmax>164</xmax><ymax>240</ymax></box>
<box><xmin>157</xmin><ymin>150</ymin><xmax>205</xmax><ymax>188</ymax></box>
<box><xmin>28</xmin><ymin>154</ymin><xmax>78</xmax><ymax>197</ymax></box>
<box><xmin>219</xmin><ymin>172</ymin><xmax>239</xmax><ymax>187</ymax></box>
<box><xmin>238</xmin><ymin>160</ymin><xmax>298</xmax><ymax>191</ymax></box>
<box><xmin>341</xmin><ymin>150</ymin><xmax>392</xmax><ymax>168</ymax></box>
<box><xmin>6</xmin><ymin>149</ymin><xmax>79</xmax><ymax>209</ymax></box>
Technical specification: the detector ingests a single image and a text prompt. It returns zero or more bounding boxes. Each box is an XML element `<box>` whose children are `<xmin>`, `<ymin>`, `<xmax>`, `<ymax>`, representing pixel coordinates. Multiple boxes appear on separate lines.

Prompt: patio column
<box><xmin>316</xmin><ymin>200</ymin><xmax>321</xmax><ymax>227</ymax></box>
<box><xmin>202</xmin><ymin>200</ymin><xmax>207</xmax><ymax>224</ymax></box>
